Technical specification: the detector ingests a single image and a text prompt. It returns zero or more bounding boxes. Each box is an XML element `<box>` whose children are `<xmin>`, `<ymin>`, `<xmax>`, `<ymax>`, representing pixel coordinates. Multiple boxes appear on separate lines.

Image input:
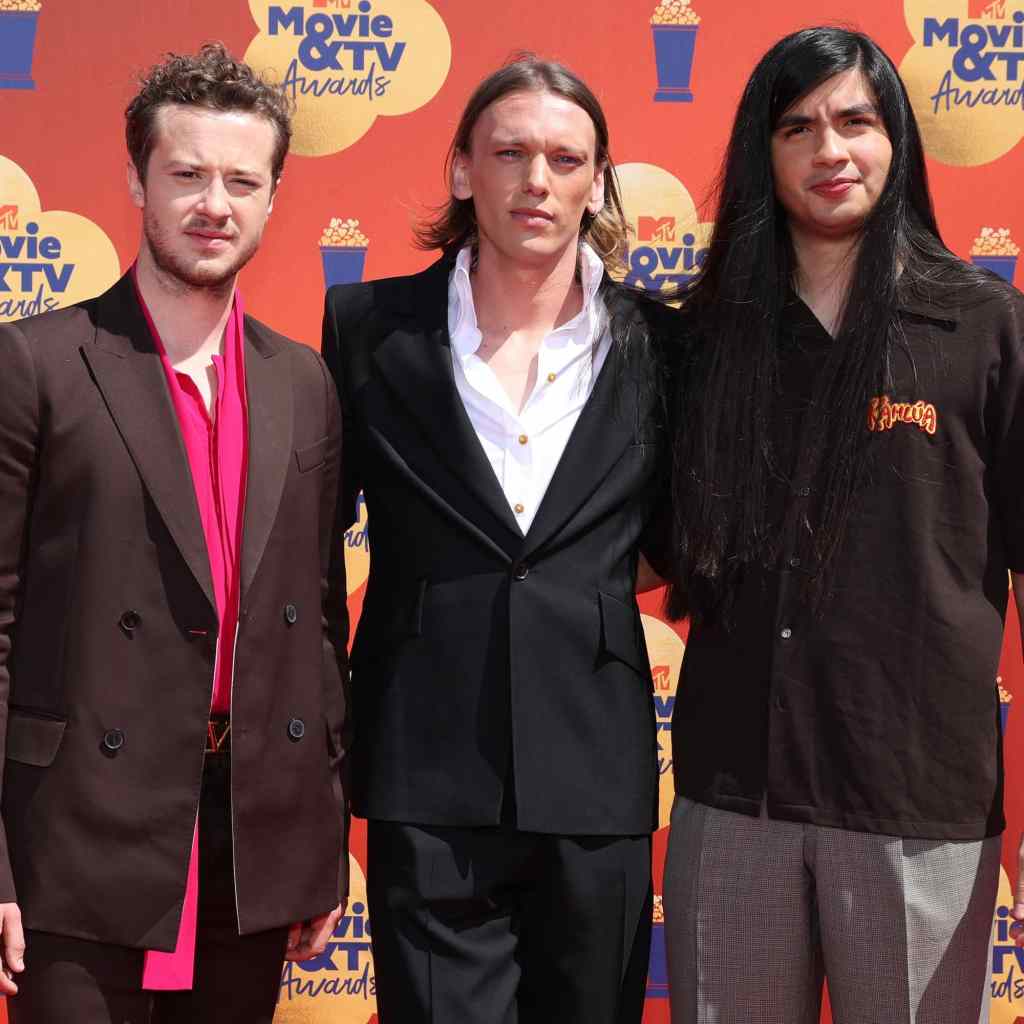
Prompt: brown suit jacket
<box><xmin>0</xmin><ymin>273</ymin><xmax>349</xmax><ymax>950</ymax></box>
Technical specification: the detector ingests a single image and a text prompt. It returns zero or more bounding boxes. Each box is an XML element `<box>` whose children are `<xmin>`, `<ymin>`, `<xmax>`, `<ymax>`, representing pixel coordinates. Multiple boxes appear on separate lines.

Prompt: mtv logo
<box><xmin>638</xmin><ymin>216</ymin><xmax>676</xmax><ymax>243</ymax></box>
<box><xmin>651</xmin><ymin>664</ymin><xmax>672</xmax><ymax>691</ymax></box>
<box><xmin>970</xmin><ymin>0</ymin><xmax>1006</xmax><ymax>18</ymax></box>
<box><xmin>0</xmin><ymin>205</ymin><xmax>18</xmax><ymax>230</ymax></box>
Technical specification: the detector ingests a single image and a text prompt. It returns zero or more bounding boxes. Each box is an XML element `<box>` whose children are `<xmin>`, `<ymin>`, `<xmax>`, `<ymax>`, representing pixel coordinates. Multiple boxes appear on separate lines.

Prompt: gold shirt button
<box><xmin>547</xmin><ymin>372</ymin><xmax>557</xmax><ymax>383</ymax></box>
<box><xmin>518</xmin><ymin>434</ymin><xmax>528</xmax><ymax>445</ymax></box>
<box><xmin>514</xmin><ymin>503</ymin><xmax>525</xmax><ymax>514</ymax></box>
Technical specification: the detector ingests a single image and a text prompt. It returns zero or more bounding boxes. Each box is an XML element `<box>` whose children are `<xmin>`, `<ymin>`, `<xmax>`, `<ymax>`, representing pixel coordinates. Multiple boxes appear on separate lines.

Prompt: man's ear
<box><xmin>268</xmin><ymin>177</ymin><xmax>281</xmax><ymax>216</ymax></box>
<box><xmin>127</xmin><ymin>161</ymin><xmax>145</xmax><ymax>210</ymax></box>
<box><xmin>586</xmin><ymin>162</ymin><xmax>606</xmax><ymax>217</ymax></box>
<box><xmin>451</xmin><ymin>151</ymin><xmax>472</xmax><ymax>200</ymax></box>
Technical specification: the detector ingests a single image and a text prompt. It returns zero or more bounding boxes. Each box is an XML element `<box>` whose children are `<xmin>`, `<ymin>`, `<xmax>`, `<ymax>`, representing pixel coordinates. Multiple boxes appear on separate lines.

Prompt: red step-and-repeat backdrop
<box><xmin>3</xmin><ymin>0</ymin><xmax>1023</xmax><ymax>1019</ymax></box>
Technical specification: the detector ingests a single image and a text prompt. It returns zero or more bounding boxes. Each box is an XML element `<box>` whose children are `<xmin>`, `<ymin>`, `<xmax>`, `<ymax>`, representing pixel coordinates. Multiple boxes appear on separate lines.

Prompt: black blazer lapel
<box><xmin>520</xmin><ymin>285</ymin><xmax>647</xmax><ymax>560</ymax></box>
<box><xmin>81</xmin><ymin>274</ymin><xmax>216</xmax><ymax>611</ymax></box>
<box><xmin>371</xmin><ymin>259</ymin><xmax>522</xmax><ymax>546</ymax></box>
<box><xmin>240</xmin><ymin>318</ymin><xmax>293</xmax><ymax>603</ymax></box>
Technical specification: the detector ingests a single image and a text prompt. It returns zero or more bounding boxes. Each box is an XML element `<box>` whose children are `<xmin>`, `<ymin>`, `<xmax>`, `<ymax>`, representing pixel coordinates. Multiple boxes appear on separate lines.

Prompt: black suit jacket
<box><xmin>0</xmin><ymin>274</ymin><xmax>349</xmax><ymax>950</ymax></box>
<box><xmin>323</xmin><ymin>257</ymin><xmax>672</xmax><ymax>835</ymax></box>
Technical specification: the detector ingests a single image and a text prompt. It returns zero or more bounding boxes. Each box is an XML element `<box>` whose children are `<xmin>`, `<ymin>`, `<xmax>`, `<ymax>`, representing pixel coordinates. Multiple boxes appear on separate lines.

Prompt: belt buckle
<box><xmin>205</xmin><ymin>718</ymin><xmax>231</xmax><ymax>754</ymax></box>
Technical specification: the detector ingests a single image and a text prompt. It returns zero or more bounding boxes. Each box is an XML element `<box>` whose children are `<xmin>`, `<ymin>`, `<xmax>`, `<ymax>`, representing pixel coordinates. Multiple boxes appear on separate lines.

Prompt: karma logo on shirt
<box><xmin>244</xmin><ymin>0</ymin><xmax>451</xmax><ymax>157</ymax></box>
<box><xmin>0</xmin><ymin>156</ymin><xmax>120</xmax><ymax>322</ymax></box>
<box><xmin>275</xmin><ymin>854</ymin><xmax>376</xmax><ymax>1023</ymax></box>
<box><xmin>614</xmin><ymin>163</ymin><xmax>712</xmax><ymax>297</ymax></box>
<box><xmin>899</xmin><ymin>0</ymin><xmax>1024</xmax><ymax>165</ymax></box>
<box><xmin>641</xmin><ymin>614</ymin><xmax>686</xmax><ymax>832</ymax></box>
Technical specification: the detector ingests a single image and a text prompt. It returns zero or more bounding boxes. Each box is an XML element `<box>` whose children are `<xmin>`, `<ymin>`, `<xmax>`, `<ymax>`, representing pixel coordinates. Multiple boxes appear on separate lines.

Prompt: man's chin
<box><xmin>155</xmin><ymin>254</ymin><xmax>251</xmax><ymax>292</ymax></box>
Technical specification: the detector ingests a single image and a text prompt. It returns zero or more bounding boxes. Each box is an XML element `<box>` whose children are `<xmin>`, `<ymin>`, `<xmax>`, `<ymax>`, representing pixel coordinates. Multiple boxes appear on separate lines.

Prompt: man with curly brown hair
<box><xmin>0</xmin><ymin>44</ymin><xmax>349</xmax><ymax>1023</ymax></box>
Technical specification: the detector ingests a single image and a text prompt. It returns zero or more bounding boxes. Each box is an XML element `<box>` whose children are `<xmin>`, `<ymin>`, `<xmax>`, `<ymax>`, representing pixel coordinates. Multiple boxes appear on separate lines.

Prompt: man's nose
<box><xmin>197</xmin><ymin>176</ymin><xmax>231</xmax><ymax>219</ymax></box>
<box><xmin>523</xmin><ymin>154</ymin><xmax>549</xmax><ymax>195</ymax></box>
<box><xmin>813</xmin><ymin>127</ymin><xmax>848</xmax><ymax>165</ymax></box>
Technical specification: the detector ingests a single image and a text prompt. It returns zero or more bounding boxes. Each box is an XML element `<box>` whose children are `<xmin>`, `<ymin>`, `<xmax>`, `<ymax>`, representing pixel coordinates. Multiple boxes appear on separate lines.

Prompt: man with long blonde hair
<box><xmin>323</xmin><ymin>54</ymin><xmax>673</xmax><ymax>1024</ymax></box>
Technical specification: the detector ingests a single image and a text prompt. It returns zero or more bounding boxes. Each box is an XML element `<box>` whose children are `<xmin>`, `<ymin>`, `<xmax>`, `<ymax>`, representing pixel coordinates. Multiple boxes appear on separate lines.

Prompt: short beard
<box><xmin>143</xmin><ymin>210</ymin><xmax>260</xmax><ymax>298</ymax></box>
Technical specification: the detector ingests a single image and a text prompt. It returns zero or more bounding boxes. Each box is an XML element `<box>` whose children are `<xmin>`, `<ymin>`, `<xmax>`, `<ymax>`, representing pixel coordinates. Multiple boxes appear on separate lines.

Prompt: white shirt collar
<box><xmin>448</xmin><ymin>242</ymin><xmax>607</xmax><ymax>359</ymax></box>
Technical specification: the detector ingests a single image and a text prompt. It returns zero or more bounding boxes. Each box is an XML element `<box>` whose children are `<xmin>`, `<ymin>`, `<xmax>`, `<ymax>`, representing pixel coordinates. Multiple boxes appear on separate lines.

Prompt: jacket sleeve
<box><xmin>0</xmin><ymin>322</ymin><xmax>41</xmax><ymax>904</ymax></box>
<box><xmin>309</xmin><ymin>347</ymin><xmax>352</xmax><ymax>901</ymax></box>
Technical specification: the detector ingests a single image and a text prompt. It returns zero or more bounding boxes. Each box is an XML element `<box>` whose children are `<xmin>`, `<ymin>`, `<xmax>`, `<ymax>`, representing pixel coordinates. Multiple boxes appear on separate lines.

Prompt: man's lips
<box><xmin>809</xmin><ymin>178</ymin><xmax>858</xmax><ymax>198</ymax></box>
<box><xmin>510</xmin><ymin>208</ymin><xmax>554</xmax><ymax>224</ymax></box>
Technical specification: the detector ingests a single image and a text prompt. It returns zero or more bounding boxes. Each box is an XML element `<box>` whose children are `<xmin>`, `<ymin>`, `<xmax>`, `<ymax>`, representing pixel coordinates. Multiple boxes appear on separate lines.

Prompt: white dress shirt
<box><xmin>447</xmin><ymin>243</ymin><xmax>612</xmax><ymax>534</ymax></box>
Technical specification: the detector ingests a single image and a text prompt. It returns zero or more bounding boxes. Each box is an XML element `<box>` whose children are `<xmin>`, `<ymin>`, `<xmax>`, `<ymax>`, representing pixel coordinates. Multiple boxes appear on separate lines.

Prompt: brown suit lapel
<box><xmin>81</xmin><ymin>274</ymin><xmax>216</xmax><ymax>611</ymax></box>
<box><xmin>239</xmin><ymin>317</ymin><xmax>292</xmax><ymax>604</ymax></box>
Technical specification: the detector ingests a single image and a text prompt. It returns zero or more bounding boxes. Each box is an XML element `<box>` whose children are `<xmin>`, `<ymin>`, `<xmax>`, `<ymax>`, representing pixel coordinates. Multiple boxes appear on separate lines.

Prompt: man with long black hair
<box><xmin>662</xmin><ymin>26</ymin><xmax>1024</xmax><ymax>1023</ymax></box>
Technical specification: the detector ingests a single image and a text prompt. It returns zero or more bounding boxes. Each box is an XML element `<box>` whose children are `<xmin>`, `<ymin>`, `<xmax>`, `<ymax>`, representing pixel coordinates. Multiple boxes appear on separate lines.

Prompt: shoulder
<box><xmin>324</xmin><ymin>259</ymin><xmax>449</xmax><ymax>326</ymax></box>
<box><xmin>2</xmin><ymin>293</ymin><xmax>101</xmax><ymax>348</ymax></box>
<box><xmin>902</xmin><ymin>260</ymin><xmax>1024</xmax><ymax>336</ymax></box>
<box><xmin>246</xmin><ymin>314</ymin><xmax>329</xmax><ymax>385</ymax></box>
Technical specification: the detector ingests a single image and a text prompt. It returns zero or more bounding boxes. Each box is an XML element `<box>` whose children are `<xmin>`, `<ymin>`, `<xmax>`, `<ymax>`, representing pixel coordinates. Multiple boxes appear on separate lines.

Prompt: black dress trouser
<box><xmin>9</xmin><ymin>755</ymin><xmax>289</xmax><ymax>1024</ymax></box>
<box><xmin>367</xmin><ymin>818</ymin><xmax>653</xmax><ymax>1024</ymax></box>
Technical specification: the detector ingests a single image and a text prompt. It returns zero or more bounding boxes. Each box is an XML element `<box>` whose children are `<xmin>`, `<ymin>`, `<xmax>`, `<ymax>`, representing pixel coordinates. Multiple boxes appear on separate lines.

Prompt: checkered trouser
<box><xmin>663</xmin><ymin>796</ymin><xmax>1001</xmax><ymax>1024</ymax></box>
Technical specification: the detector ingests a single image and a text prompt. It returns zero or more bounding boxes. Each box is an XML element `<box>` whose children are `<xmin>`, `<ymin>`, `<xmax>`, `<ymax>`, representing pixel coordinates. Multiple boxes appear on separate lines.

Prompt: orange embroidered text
<box><xmin>867</xmin><ymin>395</ymin><xmax>938</xmax><ymax>435</ymax></box>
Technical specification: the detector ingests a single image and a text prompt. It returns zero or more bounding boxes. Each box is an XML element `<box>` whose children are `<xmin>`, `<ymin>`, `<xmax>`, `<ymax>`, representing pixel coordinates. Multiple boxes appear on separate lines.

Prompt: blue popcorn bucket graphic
<box><xmin>321</xmin><ymin>246</ymin><xmax>367</xmax><ymax>288</ymax></box>
<box><xmin>0</xmin><ymin>11</ymin><xmax>40</xmax><ymax>90</ymax></box>
<box><xmin>652</xmin><ymin>25</ymin><xmax>699</xmax><ymax>103</ymax></box>
<box><xmin>646</xmin><ymin>921</ymin><xmax>669</xmax><ymax>998</ymax></box>
<box><xmin>971</xmin><ymin>255</ymin><xmax>1017</xmax><ymax>284</ymax></box>
<box><xmin>1000</xmin><ymin>696</ymin><xmax>1011</xmax><ymax>735</ymax></box>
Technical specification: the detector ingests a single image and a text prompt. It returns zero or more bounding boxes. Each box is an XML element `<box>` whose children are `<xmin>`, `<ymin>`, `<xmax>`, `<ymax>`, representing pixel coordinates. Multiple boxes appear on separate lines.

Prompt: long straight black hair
<box><xmin>667</xmin><ymin>26</ymin><xmax>995</xmax><ymax>621</ymax></box>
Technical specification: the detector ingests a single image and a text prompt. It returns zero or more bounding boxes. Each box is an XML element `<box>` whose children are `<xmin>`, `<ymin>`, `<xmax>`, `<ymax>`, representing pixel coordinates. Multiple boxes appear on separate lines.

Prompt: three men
<box><xmin>662</xmin><ymin>27</ymin><xmax>1024</xmax><ymax>1023</ymax></box>
<box><xmin>0</xmin><ymin>45</ymin><xmax>348</xmax><ymax>1022</ymax></box>
<box><xmin>322</xmin><ymin>56</ymin><xmax>672</xmax><ymax>1023</ymax></box>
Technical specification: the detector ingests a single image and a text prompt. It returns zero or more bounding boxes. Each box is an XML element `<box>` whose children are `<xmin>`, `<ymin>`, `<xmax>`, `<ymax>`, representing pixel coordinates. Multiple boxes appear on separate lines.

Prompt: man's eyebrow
<box><xmin>775</xmin><ymin>103</ymin><xmax>880</xmax><ymax>130</ymax></box>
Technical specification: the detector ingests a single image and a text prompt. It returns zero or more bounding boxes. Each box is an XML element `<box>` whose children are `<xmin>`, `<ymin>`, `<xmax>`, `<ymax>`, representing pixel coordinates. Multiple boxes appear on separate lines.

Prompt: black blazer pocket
<box><xmin>295</xmin><ymin>436</ymin><xmax>330</xmax><ymax>474</ymax></box>
<box><xmin>598</xmin><ymin>591</ymin><xmax>650</xmax><ymax>676</ymax></box>
<box><xmin>6</xmin><ymin>711</ymin><xmax>67</xmax><ymax>767</ymax></box>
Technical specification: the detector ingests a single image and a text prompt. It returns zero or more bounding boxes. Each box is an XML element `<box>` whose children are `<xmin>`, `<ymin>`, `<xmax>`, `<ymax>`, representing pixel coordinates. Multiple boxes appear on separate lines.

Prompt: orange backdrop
<box><xmin>2</xmin><ymin>0</ymin><xmax>1023</xmax><ymax>1020</ymax></box>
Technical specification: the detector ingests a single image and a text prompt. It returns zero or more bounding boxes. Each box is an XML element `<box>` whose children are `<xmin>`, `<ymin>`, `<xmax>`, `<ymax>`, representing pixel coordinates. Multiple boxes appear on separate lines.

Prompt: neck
<box><xmin>134</xmin><ymin>243</ymin><xmax>235</xmax><ymax>364</ymax></box>
<box><xmin>470</xmin><ymin>238</ymin><xmax>584</xmax><ymax>335</ymax></box>
<box><xmin>790</xmin><ymin>228</ymin><xmax>859</xmax><ymax>337</ymax></box>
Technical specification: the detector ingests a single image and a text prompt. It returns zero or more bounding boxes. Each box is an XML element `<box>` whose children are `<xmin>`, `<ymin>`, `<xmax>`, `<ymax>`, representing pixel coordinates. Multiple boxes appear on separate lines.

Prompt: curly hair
<box><xmin>125</xmin><ymin>42</ymin><xmax>293</xmax><ymax>185</ymax></box>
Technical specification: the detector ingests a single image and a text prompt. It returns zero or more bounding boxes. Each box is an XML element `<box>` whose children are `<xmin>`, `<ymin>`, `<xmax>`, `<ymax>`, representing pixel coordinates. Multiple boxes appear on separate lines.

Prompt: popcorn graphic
<box><xmin>650</xmin><ymin>0</ymin><xmax>701</xmax><ymax>103</ymax></box>
<box><xmin>647</xmin><ymin>893</ymin><xmax>669</xmax><ymax>998</ymax></box>
<box><xmin>319</xmin><ymin>217</ymin><xmax>369</xmax><ymax>288</ymax></box>
<box><xmin>0</xmin><ymin>0</ymin><xmax>41</xmax><ymax>90</ymax></box>
<box><xmin>999</xmin><ymin>677</ymin><xmax>1012</xmax><ymax>735</ymax></box>
<box><xmin>652</xmin><ymin>0</ymin><xmax>700</xmax><ymax>25</ymax></box>
<box><xmin>970</xmin><ymin>227</ymin><xmax>1019</xmax><ymax>284</ymax></box>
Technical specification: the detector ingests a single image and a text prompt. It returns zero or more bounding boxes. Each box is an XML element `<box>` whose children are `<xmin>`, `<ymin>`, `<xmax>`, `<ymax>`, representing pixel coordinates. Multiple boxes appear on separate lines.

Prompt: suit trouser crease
<box><xmin>663</xmin><ymin>795</ymin><xmax>999</xmax><ymax>1024</ymax></box>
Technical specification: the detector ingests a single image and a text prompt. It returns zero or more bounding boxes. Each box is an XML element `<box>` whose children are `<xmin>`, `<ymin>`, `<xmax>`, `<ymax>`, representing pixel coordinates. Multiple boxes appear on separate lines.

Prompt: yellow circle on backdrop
<box><xmin>987</xmin><ymin>865</ymin><xmax>1024</xmax><ymax>1022</ymax></box>
<box><xmin>899</xmin><ymin>0</ymin><xmax>1024</xmax><ymax>166</ymax></box>
<box><xmin>641</xmin><ymin>613</ymin><xmax>685</xmax><ymax>830</ymax></box>
<box><xmin>0</xmin><ymin>156</ymin><xmax>120</xmax><ymax>323</ymax></box>
<box><xmin>244</xmin><ymin>0</ymin><xmax>452</xmax><ymax>157</ymax></box>
<box><xmin>613</xmin><ymin>162</ymin><xmax>713</xmax><ymax>298</ymax></box>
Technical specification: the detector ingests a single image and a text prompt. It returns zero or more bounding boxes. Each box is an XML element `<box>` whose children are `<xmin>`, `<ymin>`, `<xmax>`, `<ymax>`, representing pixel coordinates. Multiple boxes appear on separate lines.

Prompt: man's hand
<box><xmin>284</xmin><ymin>901</ymin><xmax>345</xmax><ymax>962</ymax></box>
<box><xmin>0</xmin><ymin>903</ymin><xmax>25</xmax><ymax>994</ymax></box>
